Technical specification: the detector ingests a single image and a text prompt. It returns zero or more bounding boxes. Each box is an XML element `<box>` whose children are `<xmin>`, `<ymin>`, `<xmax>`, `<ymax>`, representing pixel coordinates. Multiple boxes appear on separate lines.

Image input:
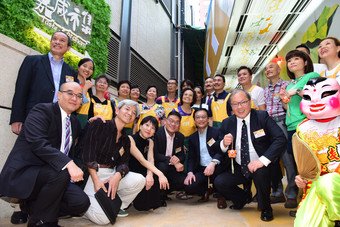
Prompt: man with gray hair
<box><xmin>82</xmin><ymin>99</ymin><xmax>145</xmax><ymax>224</ymax></box>
<box><xmin>214</xmin><ymin>89</ymin><xmax>286</xmax><ymax>222</ymax></box>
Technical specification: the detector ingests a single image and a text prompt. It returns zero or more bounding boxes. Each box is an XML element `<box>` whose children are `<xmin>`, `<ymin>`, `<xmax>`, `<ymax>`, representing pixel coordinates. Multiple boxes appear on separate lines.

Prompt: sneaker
<box><xmin>117</xmin><ymin>209</ymin><xmax>129</xmax><ymax>217</ymax></box>
<box><xmin>284</xmin><ymin>198</ymin><xmax>298</xmax><ymax>208</ymax></box>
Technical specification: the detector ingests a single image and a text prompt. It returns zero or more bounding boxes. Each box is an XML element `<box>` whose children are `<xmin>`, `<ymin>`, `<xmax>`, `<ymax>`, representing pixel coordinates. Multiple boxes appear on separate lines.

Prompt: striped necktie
<box><xmin>64</xmin><ymin>116</ymin><xmax>71</xmax><ymax>155</ymax></box>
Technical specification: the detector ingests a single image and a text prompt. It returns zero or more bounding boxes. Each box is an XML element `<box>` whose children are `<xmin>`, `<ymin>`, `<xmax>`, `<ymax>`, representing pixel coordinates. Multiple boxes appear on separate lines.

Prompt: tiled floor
<box><xmin>0</xmin><ymin>195</ymin><xmax>295</xmax><ymax>227</ymax></box>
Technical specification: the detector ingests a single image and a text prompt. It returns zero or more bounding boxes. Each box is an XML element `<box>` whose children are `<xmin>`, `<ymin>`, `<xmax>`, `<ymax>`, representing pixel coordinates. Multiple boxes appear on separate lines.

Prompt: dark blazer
<box><xmin>187</xmin><ymin>126</ymin><xmax>224</xmax><ymax>173</ymax></box>
<box><xmin>219</xmin><ymin>110</ymin><xmax>286</xmax><ymax>165</ymax></box>
<box><xmin>0</xmin><ymin>103</ymin><xmax>80</xmax><ymax>199</ymax></box>
<box><xmin>154</xmin><ymin>126</ymin><xmax>185</xmax><ymax>164</ymax></box>
<box><xmin>10</xmin><ymin>54</ymin><xmax>77</xmax><ymax>124</ymax></box>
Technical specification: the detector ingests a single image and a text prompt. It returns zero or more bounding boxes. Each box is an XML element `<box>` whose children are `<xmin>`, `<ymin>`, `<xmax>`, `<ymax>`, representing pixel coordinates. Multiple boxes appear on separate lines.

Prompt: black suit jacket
<box><xmin>187</xmin><ymin>126</ymin><xmax>224</xmax><ymax>173</ymax></box>
<box><xmin>219</xmin><ymin>110</ymin><xmax>286</xmax><ymax>167</ymax></box>
<box><xmin>10</xmin><ymin>54</ymin><xmax>77</xmax><ymax>124</ymax></box>
<box><xmin>0</xmin><ymin>103</ymin><xmax>80</xmax><ymax>199</ymax></box>
<box><xmin>154</xmin><ymin>126</ymin><xmax>185</xmax><ymax>164</ymax></box>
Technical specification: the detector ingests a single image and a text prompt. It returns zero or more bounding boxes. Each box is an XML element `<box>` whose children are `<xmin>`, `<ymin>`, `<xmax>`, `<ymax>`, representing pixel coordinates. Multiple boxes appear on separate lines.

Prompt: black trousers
<box><xmin>157</xmin><ymin>161</ymin><xmax>186</xmax><ymax>194</ymax></box>
<box><xmin>26</xmin><ymin>165</ymin><xmax>90</xmax><ymax>223</ymax></box>
<box><xmin>184</xmin><ymin>164</ymin><xmax>226</xmax><ymax>196</ymax></box>
<box><xmin>214</xmin><ymin>163</ymin><xmax>272</xmax><ymax>211</ymax></box>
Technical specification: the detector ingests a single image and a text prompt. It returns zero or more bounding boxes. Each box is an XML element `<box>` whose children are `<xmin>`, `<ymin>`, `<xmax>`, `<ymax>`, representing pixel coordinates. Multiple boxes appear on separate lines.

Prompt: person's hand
<box><xmin>93</xmin><ymin>179</ymin><xmax>108</xmax><ymax>193</ymax></box>
<box><xmin>88</xmin><ymin>115</ymin><xmax>106</xmax><ymax>123</ymax></box>
<box><xmin>11</xmin><ymin>122</ymin><xmax>23</xmax><ymax>135</ymax></box>
<box><xmin>184</xmin><ymin>172</ymin><xmax>196</xmax><ymax>185</ymax></box>
<box><xmin>66</xmin><ymin>160</ymin><xmax>84</xmax><ymax>182</ymax></box>
<box><xmin>295</xmin><ymin>175</ymin><xmax>308</xmax><ymax>189</ymax></box>
<box><xmin>158</xmin><ymin>174</ymin><xmax>169</xmax><ymax>190</ymax></box>
<box><xmin>223</xmin><ymin>133</ymin><xmax>233</xmax><ymax>147</ymax></box>
<box><xmin>174</xmin><ymin>162</ymin><xmax>184</xmax><ymax>172</ymax></box>
<box><xmin>203</xmin><ymin>162</ymin><xmax>216</xmax><ymax>176</ymax></box>
<box><xmin>169</xmin><ymin>155</ymin><xmax>180</xmax><ymax>165</ymax></box>
<box><xmin>145</xmin><ymin>174</ymin><xmax>154</xmax><ymax>191</ymax></box>
<box><xmin>287</xmin><ymin>89</ymin><xmax>297</xmax><ymax>97</ymax></box>
<box><xmin>247</xmin><ymin>160</ymin><xmax>264</xmax><ymax>173</ymax></box>
<box><xmin>83</xmin><ymin>80</ymin><xmax>93</xmax><ymax>91</ymax></box>
<box><xmin>105</xmin><ymin>173</ymin><xmax>121</xmax><ymax>199</ymax></box>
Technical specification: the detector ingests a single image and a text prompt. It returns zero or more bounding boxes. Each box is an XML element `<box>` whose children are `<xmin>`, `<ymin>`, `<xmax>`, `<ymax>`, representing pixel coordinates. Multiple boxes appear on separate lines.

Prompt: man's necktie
<box><xmin>64</xmin><ymin>116</ymin><xmax>71</xmax><ymax>156</ymax></box>
<box><xmin>241</xmin><ymin>120</ymin><xmax>250</xmax><ymax>178</ymax></box>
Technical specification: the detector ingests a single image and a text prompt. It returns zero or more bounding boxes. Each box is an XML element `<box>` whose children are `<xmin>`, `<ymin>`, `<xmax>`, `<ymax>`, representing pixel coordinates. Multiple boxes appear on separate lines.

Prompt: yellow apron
<box><xmin>320</xmin><ymin>64</ymin><xmax>340</xmax><ymax>79</ymax></box>
<box><xmin>211</xmin><ymin>93</ymin><xmax>230</xmax><ymax>124</ymax></box>
<box><xmin>175</xmin><ymin>108</ymin><xmax>196</xmax><ymax>137</ymax></box>
<box><xmin>92</xmin><ymin>98</ymin><xmax>113</xmax><ymax>120</ymax></box>
<box><xmin>248</xmin><ymin>85</ymin><xmax>259</xmax><ymax>110</ymax></box>
<box><xmin>161</xmin><ymin>96</ymin><xmax>180</xmax><ymax>117</ymax></box>
<box><xmin>136</xmin><ymin>104</ymin><xmax>161</xmax><ymax>131</ymax></box>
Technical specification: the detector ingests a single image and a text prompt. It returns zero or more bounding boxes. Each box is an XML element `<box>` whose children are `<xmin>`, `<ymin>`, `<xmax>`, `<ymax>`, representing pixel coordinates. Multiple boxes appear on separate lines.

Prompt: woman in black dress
<box><xmin>129</xmin><ymin>116</ymin><xmax>166</xmax><ymax>211</ymax></box>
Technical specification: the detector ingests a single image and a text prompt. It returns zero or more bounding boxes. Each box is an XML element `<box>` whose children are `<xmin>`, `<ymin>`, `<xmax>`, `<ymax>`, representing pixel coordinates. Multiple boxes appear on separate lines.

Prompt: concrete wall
<box><xmin>107</xmin><ymin>0</ymin><xmax>172</xmax><ymax>79</ymax></box>
<box><xmin>0</xmin><ymin>34</ymin><xmax>40</xmax><ymax>218</ymax></box>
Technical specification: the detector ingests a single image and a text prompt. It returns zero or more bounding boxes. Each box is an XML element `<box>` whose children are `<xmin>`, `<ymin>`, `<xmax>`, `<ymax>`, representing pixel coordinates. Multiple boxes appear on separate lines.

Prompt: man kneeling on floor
<box><xmin>214</xmin><ymin>89</ymin><xmax>286</xmax><ymax>222</ymax></box>
<box><xmin>0</xmin><ymin>82</ymin><xmax>90</xmax><ymax>227</ymax></box>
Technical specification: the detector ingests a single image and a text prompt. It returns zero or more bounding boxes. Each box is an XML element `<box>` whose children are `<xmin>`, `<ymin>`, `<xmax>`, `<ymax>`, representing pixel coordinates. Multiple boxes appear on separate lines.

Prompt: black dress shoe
<box><xmin>261</xmin><ymin>210</ymin><xmax>274</xmax><ymax>222</ymax></box>
<box><xmin>217</xmin><ymin>197</ymin><xmax>227</xmax><ymax>209</ymax></box>
<box><xmin>160</xmin><ymin>200</ymin><xmax>167</xmax><ymax>207</ymax></box>
<box><xmin>27</xmin><ymin>220</ymin><xmax>61</xmax><ymax>227</ymax></box>
<box><xmin>197</xmin><ymin>191</ymin><xmax>209</xmax><ymax>203</ymax></box>
<box><xmin>10</xmin><ymin>211</ymin><xmax>28</xmax><ymax>224</ymax></box>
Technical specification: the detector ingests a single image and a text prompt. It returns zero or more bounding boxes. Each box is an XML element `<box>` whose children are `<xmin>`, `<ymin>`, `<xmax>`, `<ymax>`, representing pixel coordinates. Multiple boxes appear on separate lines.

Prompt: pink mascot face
<box><xmin>300</xmin><ymin>77</ymin><xmax>340</xmax><ymax>119</ymax></box>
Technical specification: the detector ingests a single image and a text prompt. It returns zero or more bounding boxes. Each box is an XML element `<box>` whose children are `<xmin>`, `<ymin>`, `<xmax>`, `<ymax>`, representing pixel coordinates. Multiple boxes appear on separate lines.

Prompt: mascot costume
<box><xmin>294</xmin><ymin>77</ymin><xmax>340</xmax><ymax>227</ymax></box>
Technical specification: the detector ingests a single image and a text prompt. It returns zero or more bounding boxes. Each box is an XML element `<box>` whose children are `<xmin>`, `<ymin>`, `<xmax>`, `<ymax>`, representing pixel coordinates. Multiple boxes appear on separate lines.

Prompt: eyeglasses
<box><xmin>230</xmin><ymin>100</ymin><xmax>249</xmax><ymax>108</ymax></box>
<box><xmin>167</xmin><ymin>118</ymin><xmax>180</xmax><ymax>126</ymax></box>
<box><xmin>60</xmin><ymin>90</ymin><xmax>83</xmax><ymax>99</ymax></box>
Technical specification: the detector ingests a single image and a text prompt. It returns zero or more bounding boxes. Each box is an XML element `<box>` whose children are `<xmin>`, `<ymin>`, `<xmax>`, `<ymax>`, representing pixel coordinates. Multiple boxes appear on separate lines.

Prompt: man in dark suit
<box><xmin>184</xmin><ymin>108</ymin><xmax>226</xmax><ymax>202</ymax></box>
<box><xmin>10</xmin><ymin>31</ymin><xmax>77</xmax><ymax>135</ymax></box>
<box><xmin>214</xmin><ymin>89</ymin><xmax>286</xmax><ymax>222</ymax></box>
<box><xmin>0</xmin><ymin>82</ymin><xmax>90</xmax><ymax>227</ymax></box>
<box><xmin>154</xmin><ymin>111</ymin><xmax>186</xmax><ymax>204</ymax></box>
<box><xmin>9</xmin><ymin>31</ymin><xmax>77</xmax><ymax>224</ymax></box>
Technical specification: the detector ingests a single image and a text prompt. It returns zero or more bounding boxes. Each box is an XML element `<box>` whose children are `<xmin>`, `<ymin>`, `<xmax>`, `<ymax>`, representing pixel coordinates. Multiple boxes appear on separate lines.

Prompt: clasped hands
<box><xmin>169</xmin><ymin>155</ymin><xmax>184</xmax><ymax>172</ymax></box>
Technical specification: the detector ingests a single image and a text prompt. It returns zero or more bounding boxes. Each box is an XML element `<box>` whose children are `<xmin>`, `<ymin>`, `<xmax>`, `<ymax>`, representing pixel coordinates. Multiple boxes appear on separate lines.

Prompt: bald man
<box><xmin>264</xmin><ymin>62</ymin><xmax>298</xmax><ymax>208</ymax></box>
<box><xmin>0</xmin><ymin>82</ymin><xmax>90</xmax><ymax>227</ymax></box>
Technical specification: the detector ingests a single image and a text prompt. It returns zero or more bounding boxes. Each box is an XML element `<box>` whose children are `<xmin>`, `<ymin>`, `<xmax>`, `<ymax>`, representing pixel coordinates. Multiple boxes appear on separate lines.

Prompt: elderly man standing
<box><xmin>0</xmin><ymin>82</ymin><xmax>90</xmax><ymax>227</ymax></box>
<box><xmin>214</xmin><ymin>89</ymin><xmax>286</xmax><ymax>222</ymax></box>
<box><xmin>264</xmin><ymin>62</ymin><xmax>298</xmax><ymax>207</ymax></box>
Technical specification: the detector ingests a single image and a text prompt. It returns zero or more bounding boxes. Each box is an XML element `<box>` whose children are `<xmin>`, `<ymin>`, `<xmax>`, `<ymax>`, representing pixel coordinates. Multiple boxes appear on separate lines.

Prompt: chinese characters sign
<box><xmin>34</xmin><ymin>0</ymin><xmax>93</xmax><ymax>47</ymax></box>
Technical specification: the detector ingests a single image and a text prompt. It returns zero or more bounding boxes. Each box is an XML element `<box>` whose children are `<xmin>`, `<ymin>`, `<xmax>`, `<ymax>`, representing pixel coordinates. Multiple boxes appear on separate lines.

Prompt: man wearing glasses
<box><xmin>214</xmin><ymin>89</ymin><xmax>286</xmax><ymax>222</ymax></box>
<box><xmin>154</xmin><ymin>111</ymin><xmax>186</xmax><ymax>206</ymax></box>
<box><xmin>0</xmin><ymin>82</ymin><xmax>90</xmax><ymax>227</ymax></box>
<box><xmin>8</xmin><ymin>32</ymin><xmax>77</xmax><ymax>224</ymax></box>
<box><xmin>184</xmin><ymin>108</ymin><xmax>226</xmax><ymax>203</ymax></box>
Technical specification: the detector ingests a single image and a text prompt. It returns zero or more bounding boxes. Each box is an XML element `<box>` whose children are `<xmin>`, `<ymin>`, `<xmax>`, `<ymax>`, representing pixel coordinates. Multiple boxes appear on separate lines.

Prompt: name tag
<box><xmin>66</xmin><ymin>75</ymin><xmax>74</xmax><ymax>82</ymax></box>
<box><xmin>207</xmin><ymin>138</ymin><xmax>216</xmax><ymax>147</ymax></box>
<box><xmin>253</xmin><ymin>129</ymin><xmax>266</xmax><ymax>138</ymax></box>
<box><xmin>175</xmin><ymin>147</ymin><xmax>182</xmax><ymax>153</ymax></box>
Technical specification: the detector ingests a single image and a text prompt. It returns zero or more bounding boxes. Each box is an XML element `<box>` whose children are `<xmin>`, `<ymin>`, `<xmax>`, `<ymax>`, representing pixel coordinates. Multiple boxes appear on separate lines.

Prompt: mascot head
<box><xmin>300</xmin><ymin>77</ymin><xmax>340</xmax><ymax>120</ymax></box>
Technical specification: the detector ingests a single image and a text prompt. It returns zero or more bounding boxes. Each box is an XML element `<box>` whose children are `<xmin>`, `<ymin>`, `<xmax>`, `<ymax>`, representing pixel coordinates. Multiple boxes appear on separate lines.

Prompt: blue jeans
<box><xmin>275</xmin><ymin>121</ymin><xmax>298</xmax><ymax>199</ymax></box>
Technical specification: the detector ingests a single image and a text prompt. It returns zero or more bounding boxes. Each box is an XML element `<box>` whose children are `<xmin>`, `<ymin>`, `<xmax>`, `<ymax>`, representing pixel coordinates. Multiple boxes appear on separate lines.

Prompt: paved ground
<box><xmin>0</xmin><ymin>195</ymin><xmax>295</xmax><ymax>227</ymax></box>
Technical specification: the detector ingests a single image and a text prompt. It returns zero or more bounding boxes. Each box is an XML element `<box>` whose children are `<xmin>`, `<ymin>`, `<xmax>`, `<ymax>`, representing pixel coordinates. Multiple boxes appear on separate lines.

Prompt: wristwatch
<box><xmin>296</xmin><ymin>89</ymin><xmax>301</xmax><ymax>95</ymax></box>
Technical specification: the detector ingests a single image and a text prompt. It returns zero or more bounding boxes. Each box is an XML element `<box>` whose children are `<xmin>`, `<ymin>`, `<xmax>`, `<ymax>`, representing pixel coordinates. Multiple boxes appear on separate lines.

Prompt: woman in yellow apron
<box><xmin>136</xmin><ymin>85</ymin><xmax>165</xmax><ymax>132</ymax></box>
<box><xmin>77</xmin><ymin>75</ymin><xmax>115</xmax><ymax>128</ymax></box>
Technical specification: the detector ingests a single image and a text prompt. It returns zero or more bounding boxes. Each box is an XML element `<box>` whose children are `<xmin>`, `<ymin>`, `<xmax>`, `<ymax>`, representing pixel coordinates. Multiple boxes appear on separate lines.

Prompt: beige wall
<box><xmin>0</xmin><ymin>34</ymin><xmax>40</xmax><ymax>218</ymax></box>
<box><xmin>106</xmin><ymin>0</ymin><xmax>122</xmax><ymax>35</ymax></box>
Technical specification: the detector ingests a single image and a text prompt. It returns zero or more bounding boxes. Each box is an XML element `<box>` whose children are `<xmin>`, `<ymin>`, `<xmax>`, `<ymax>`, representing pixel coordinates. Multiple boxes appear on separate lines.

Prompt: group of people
<box><xmin>0</xmin><ymin>30</ymin><xmax>339</xmax><ymax>227</ymax></box>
